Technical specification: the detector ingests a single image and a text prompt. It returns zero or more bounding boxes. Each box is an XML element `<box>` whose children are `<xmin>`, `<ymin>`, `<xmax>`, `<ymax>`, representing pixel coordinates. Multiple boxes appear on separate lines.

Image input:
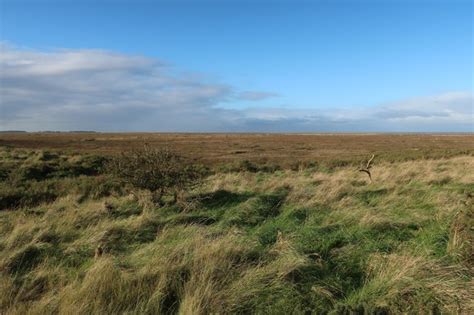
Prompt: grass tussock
<box><xmin>343</xmin><ymin>253</ymin><xmax>470</xmax><ymax>314</ymax></box>
<box><xmin>0</xmin><ymin>147</ymin><xmax>473</xmax><ymax>314</ymax></box>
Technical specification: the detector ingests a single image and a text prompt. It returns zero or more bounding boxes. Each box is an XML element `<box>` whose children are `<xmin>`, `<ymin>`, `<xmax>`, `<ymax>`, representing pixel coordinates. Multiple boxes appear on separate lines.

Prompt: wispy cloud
<box><xmin>236</xmin><ymin>91</ymin><xmax>279</xmax><ymax>101</ymax></box>
<box><xmin>0</xmin><ymin>43</ymin><xmax>472</xmax><ymax>132</ymax></box>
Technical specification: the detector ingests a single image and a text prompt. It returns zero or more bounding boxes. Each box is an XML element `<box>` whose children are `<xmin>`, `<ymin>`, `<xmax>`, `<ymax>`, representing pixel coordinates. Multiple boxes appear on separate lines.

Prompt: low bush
<box><xmin>106</xmin><ymin>146</ymin><xmax>208</xmax><ymax>205</ymax></box>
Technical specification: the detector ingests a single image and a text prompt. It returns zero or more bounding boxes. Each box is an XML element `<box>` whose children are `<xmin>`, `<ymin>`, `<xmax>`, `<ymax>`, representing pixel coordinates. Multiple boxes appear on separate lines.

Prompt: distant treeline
<box><xmin>0</xmin><ymin>130</ymin><xmax>98</xmax><ymax>133</ymax></box>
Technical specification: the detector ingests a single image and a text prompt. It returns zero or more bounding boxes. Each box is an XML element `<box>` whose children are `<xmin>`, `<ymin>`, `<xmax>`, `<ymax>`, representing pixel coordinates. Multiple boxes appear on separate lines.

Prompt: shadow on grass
<box><xmin>197</xmin><ymin>189</ymin><xmax>256</xmax><ymax>209</ymax></box>
<box><xmin>356</xmin><ymin>188</ymin><xmax>390</xmax><ymax>206</ymax></box>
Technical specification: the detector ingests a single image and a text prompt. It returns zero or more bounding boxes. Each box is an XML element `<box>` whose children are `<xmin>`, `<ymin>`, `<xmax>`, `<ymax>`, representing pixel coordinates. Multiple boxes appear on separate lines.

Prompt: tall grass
<box><xmin>0</xmin><ymin>148</ymin><xmax>472</xmax><ymax>314</ymax></box>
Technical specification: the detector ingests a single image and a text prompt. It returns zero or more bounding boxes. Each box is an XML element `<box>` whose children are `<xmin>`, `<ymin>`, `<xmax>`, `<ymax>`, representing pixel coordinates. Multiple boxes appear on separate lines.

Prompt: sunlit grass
<box><xmin>0</xmin><ymin>148</ymin><xmax>472</xmax><ymax>314</ymax></box>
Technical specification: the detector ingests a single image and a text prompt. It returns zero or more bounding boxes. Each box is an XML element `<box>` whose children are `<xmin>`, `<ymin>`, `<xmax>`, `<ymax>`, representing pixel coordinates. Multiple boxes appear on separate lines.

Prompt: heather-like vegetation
<box><xmin>0</xmin><ymin>146</ymin><xmax>472</xmax><ymax>314</ymax></box>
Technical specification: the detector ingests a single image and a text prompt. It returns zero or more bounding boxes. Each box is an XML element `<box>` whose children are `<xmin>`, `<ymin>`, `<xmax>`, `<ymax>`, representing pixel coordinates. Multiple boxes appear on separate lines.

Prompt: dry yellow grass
<box><xmin>0</xmin><ymin>150</ymin><xmax>472</xmax><ymax>314</ymax></box>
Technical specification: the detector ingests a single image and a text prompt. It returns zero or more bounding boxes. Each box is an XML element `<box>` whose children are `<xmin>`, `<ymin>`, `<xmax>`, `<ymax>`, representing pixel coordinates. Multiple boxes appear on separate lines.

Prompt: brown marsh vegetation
<box><xmin>1</xmin><ymin>133</ymin><xmax>473</xmax><ymax>167</ymax></box>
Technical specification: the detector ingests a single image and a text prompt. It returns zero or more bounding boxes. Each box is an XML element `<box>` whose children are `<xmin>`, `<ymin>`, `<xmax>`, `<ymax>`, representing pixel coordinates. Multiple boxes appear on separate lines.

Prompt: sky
<box><xmin>0</xmin><ymin>0</ymin><xmax>473</xmax><ymax>132</ymax></box>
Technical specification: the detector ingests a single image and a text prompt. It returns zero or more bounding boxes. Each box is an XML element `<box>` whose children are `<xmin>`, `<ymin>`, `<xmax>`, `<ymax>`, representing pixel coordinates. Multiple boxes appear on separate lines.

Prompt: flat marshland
<box><xmin>2</xmin><ymin>133</ymin><xmax>473</xmax><ymax>167</ymax></box>
<box><xmin>0</xmin><ymin>133</ymin><xmax>473</xmax><ymax>314</ymax></box>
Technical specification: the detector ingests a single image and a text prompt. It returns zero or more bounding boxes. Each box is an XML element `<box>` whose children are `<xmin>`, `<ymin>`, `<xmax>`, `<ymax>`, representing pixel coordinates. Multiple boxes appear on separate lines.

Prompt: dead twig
<box><xmin>358</xmin><ymin>154</ymin><xmax>375</xmax><ymax>182</ymax></box>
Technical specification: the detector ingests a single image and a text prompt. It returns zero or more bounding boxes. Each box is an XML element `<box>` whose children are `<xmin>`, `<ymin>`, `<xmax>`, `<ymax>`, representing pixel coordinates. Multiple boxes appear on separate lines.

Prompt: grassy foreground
<box><xmin>0</xmin><ymin>148</ymin><xmax>473</xmax><ymax>314</ymax></box>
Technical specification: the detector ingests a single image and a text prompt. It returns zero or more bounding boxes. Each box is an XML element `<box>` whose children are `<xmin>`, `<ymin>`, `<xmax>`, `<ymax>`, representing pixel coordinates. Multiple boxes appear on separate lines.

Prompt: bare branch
<box><xmin>358</xmin><ymin>154</ymin><xmax>375</xmax><ymax>182</ymax></box>
<box><xmin>366</xmin><ymin>154</ymin><xmax>375</xmax><ymax>169</ymax></box>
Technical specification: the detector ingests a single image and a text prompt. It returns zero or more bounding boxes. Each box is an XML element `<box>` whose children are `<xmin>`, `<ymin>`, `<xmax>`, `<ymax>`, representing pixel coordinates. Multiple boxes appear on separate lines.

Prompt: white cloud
<box><xmin>0</xmin><ymin>43</ymin><xmax>472</xmax><ymax>132</ymax></box>
<box><xmin>362</xmin><ymin>92</ymin><xmax>473</xmax><ymax>131</ymax></box>
<box><xmin>0</xmin><ymin>43</ymin><xmax>238</xmax><ymax>131</ymax></box>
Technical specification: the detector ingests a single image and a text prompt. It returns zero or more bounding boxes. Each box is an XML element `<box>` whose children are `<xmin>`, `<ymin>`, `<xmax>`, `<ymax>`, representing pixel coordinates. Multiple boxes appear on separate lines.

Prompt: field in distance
<box><xmin>1</xmin><ymin>132</ymin><xmax>473</xmax><ymax>168</ymax></box>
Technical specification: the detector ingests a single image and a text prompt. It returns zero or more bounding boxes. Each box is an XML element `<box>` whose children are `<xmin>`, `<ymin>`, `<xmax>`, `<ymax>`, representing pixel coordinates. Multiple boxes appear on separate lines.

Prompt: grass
<box><xmin>0</xmin><ymin>146</ymin><xmax>472</xmax><ymax>314</ymax></box>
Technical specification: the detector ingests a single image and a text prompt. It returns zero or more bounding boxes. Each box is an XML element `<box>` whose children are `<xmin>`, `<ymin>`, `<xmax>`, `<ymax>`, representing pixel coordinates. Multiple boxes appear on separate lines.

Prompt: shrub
<box><xmin>106</xmin><ymin>146</ymin><xmax>207</xmax><ymax>205</ymax></box>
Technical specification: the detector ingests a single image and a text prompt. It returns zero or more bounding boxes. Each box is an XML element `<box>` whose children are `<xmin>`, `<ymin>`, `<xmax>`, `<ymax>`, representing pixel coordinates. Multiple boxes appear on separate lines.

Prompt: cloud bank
<box><xmin>0</xmin><ymin>43</ymin><xmax>472</xmax><ymax>132</ymax></box>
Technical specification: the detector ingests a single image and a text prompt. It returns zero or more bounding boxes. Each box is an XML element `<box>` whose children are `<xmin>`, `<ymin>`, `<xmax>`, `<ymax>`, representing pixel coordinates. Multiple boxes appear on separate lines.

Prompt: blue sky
<box><xmin>0</xmin><ymin>0</ymin><xmax>473</xmax><ymax>131</ymax></box>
